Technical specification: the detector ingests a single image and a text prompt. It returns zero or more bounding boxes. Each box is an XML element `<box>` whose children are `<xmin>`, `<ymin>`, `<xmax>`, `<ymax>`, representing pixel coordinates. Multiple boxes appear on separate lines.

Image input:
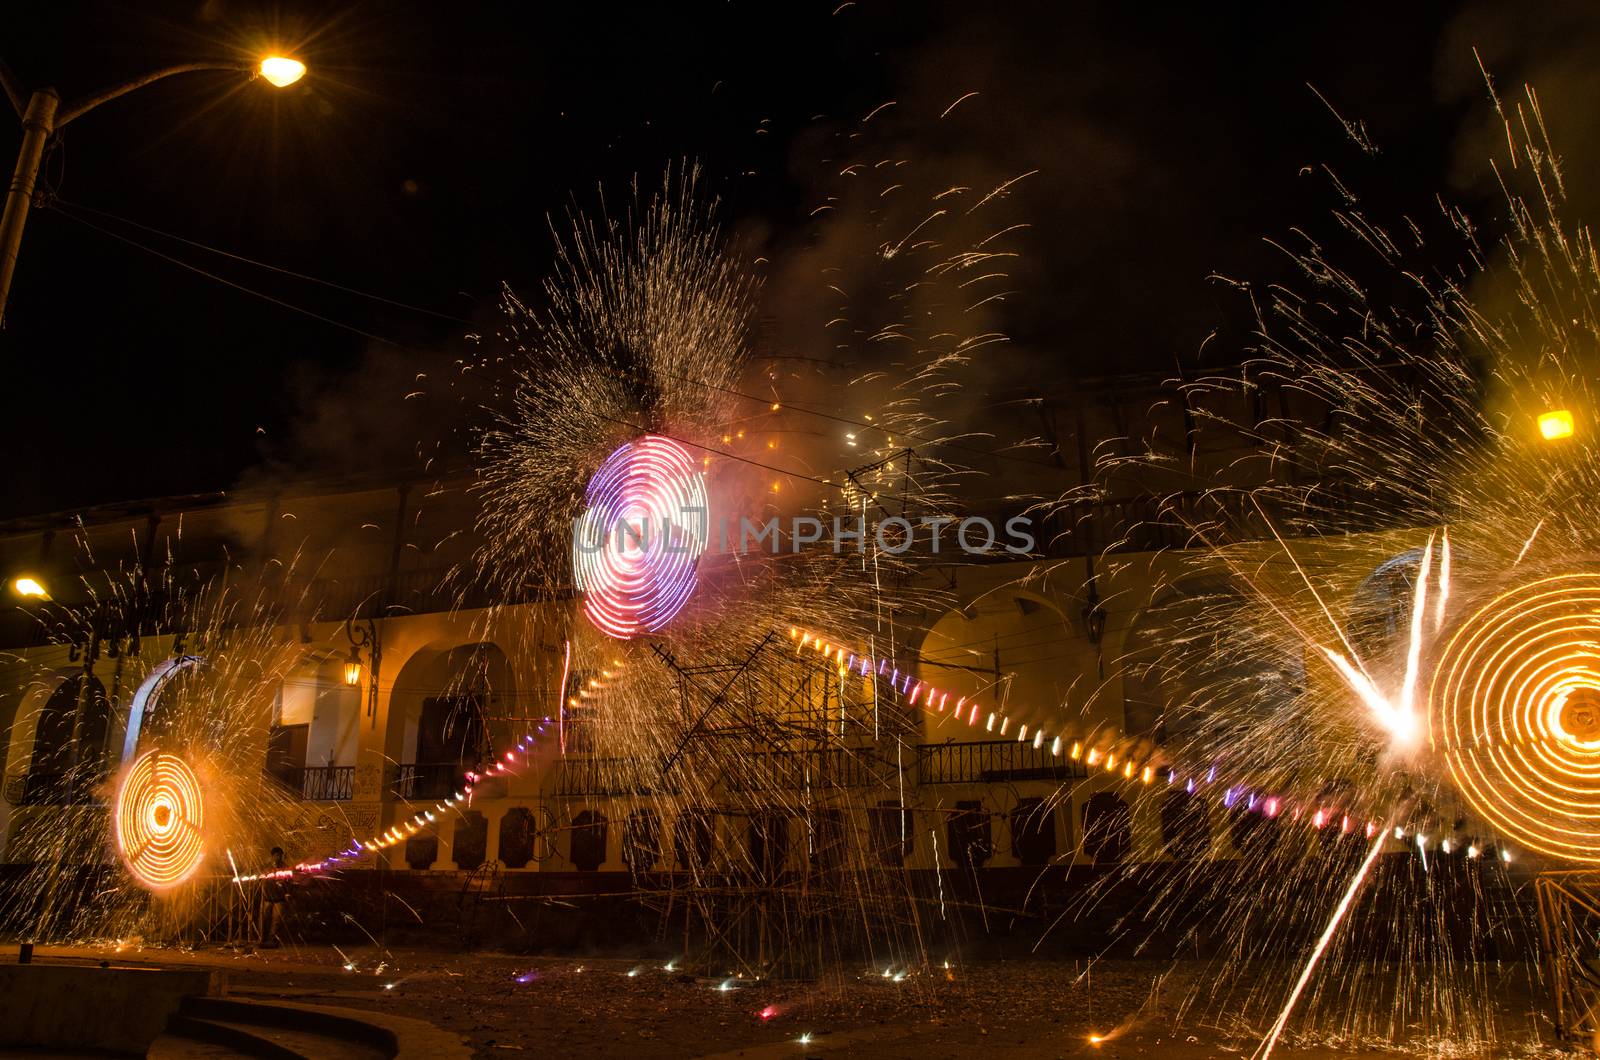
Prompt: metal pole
<box><xmin>0</xmin><ymin>88</ymin><xmax>57</xmax><ymax>326</ymax></box>
<box><xmin>0</xmin><ymin>61</ymin><xmax>251</xmax><ymax>326</ymax></box>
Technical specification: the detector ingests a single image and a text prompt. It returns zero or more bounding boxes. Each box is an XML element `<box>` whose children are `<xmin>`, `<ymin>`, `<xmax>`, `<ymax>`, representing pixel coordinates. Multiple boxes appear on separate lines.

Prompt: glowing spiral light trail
<box><xmin>572</xmin><ymin>435</ymin><xmax>709</xmax><ymax>639</ymax></box>
<box><xmin>115</xmin><ymin>751</ymin><xmax>206</xmax><ymax>890</ymax></box>
<box><xmin>1430</xmin><ymin>572</ymin><xmax>1600</xmax><ymax>864</ymax></box>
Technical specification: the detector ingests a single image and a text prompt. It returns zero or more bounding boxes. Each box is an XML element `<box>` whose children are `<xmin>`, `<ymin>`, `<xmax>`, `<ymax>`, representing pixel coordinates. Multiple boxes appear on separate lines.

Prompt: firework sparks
<box><xmin>1253</xmin><ymin>825</ymin><xmax>1389</xmax><ymax>1060</ymax></box>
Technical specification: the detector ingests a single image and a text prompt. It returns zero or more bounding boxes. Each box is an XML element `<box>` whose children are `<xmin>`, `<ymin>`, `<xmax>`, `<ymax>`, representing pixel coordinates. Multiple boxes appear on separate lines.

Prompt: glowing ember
<box><xmin>115</xmin><ymin>750</ymin><xmax>205</xmax><ymax>890</ymax></box>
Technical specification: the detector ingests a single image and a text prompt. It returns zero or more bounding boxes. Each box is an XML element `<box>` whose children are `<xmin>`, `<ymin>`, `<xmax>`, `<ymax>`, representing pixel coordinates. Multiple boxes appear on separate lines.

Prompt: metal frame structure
<box><xmin>1536</xmin><ymin>869</ymin><xmax>1600</xmax><ymax>1044</ymax></box>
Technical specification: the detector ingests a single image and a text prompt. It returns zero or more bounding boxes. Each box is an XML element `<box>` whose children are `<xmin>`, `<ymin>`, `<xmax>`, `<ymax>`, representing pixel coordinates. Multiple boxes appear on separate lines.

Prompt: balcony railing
<box><xmin>298</xmin><ymin>765</ymin><xmax>354</xmax><ymax>801</ymax></box>
<box><xmin>917</xmin><ymin>740</ymin><xmax>1087</xmax><ymax>785</ymax></box>
<box><xmin>725</xmin><ymin>748</ymin><xmax>897</xmax><ymax>793</ymax></box>
<box><xmin>554</xmin><ymin>756</ymin><xmax>677</xmax><ymax>797</ymax></box>
<box><xmin>390</xmin><ymin>761</ymin><xmax>467</xmax><ymax>802</ymax></box>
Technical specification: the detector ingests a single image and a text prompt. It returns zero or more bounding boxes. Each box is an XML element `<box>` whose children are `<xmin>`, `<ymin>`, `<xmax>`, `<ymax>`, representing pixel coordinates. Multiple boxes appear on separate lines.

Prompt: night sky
<box><xmin>1</xmin><ymin>1</ymin><xmax>1591</xmax><ymax>519</ymax></box>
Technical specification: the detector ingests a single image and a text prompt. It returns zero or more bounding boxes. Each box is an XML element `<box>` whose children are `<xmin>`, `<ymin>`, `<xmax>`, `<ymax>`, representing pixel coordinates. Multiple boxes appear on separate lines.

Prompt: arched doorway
<box><xmin>1347</xmin><ymin>548</ymin><xmax>1426</xmax><ymax>672</ymax></box>
<box><xmin>385</xmin><ymin>642</ymin><xmax>515</xmax><ymax>802</ymax></box>
<box><xmin>121</xmin><ymin>656</ymin><xmax>206</xmax><ymax>761</ymax></box>
<box><xmin>1122</xmin><ymin>578</ymin><xmax>1304</xmax><ymax>750</ymax></box>
<box><xmin>918</xmin><ymin>590</ymin><xmax>1081</xmax><ymax>746</ymax></box>
<box><xmin>23</xmin><ymin>674</ymin><xmax>110</xmax><ymax>804</ymax></box>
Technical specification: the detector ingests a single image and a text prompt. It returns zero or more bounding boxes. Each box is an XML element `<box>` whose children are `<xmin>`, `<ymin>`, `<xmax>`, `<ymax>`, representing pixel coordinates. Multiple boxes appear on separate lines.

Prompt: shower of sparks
<box><xmin>432</xmin><ymin>133</ymin><xmax>1026</xmax><ymax>973</ymax></box>
<box><xmin>1318</xmin><ymin>536</ymin><xmax>1435</xmax><ymax>748</ymax></box>
<box><xmin>1051</xmin><ymin>69</ymin><xmax>1595</xmax><ymax>1049</ymax></box>
<box><xmin>1253</xmin><ymin>825</ymin><xmax>1389</xmax><ymax>1060</ymax></box>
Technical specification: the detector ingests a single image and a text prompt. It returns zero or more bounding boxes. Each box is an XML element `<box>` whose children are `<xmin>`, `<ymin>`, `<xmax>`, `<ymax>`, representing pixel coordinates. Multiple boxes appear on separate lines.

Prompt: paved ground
<box><xmin>14</xmin><ymin>944</ymin><xmax>1569</xmax><ymax>1059</ymax></box>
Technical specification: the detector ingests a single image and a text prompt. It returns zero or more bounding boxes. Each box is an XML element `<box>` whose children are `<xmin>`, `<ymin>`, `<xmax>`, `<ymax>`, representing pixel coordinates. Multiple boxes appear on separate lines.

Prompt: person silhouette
<box><xmin>258</xmin><ymin>846</ymin><xmax>287</xmax><ymax>949</ymax></box>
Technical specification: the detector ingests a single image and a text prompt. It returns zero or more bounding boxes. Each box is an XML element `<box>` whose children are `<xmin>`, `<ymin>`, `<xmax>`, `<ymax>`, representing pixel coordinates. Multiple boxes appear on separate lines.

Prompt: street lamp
<box><xmin>1539</xmin><ymin>409</ymin><xmax>1576</xmax><ymax>442</ymax></box>
<box><xmin>343</xmin><ymin>644</ymin><xmax>364</xmax><ymax>687</ymax></box>
<box><xmin>11</xmin><ymin>575</ymin><xmax>48</xmax><ymax>600</ymax></box>
<box><xmin>0</xmin><ymin>53</ymin><xmax>307</xmax><ymax>325</ymax></box>
<box><xmin>258</xmin><ymin>57</ymin><xmax>307</xmax><ymax>88</ymax></box>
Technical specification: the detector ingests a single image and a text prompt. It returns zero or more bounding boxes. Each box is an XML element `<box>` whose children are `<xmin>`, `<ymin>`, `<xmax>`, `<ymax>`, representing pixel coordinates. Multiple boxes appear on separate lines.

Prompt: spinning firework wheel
<box><xmin>572</xmin><ymin>435</ymin><xmax>709</xmax><ymax>639</ymax></box>
<box><xmin>1430</xmin><ymin>573</ymin><xmax>1600</xmax><ymax>865</ymax></box>
<box><xmin>115</xmin><ymin>750</ymin><xmax>205</xmax><ymax>889</ymax></box>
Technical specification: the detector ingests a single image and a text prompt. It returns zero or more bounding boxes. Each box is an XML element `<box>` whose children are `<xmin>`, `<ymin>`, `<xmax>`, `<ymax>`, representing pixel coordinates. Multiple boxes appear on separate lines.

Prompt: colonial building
<box><xmin>0</xmin><ymin>375</ymin><xmax>1429</xmax><ymax>923</ymax></box>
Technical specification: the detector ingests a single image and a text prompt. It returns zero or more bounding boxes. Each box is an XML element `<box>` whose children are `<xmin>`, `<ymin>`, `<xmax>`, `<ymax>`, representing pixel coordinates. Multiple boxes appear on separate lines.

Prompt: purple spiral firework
<box><xmin>572</xmin><ymin>435</ymin><xmax>709</xmax><ymax>638</ymax></box>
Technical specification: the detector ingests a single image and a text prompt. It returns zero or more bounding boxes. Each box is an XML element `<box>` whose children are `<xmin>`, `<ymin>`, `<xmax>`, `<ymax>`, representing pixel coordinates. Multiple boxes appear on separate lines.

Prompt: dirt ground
<box><xmin>22</xmin><ymin>944</ymin><xmax>1570</xmax><ymax>1059</ymax></box>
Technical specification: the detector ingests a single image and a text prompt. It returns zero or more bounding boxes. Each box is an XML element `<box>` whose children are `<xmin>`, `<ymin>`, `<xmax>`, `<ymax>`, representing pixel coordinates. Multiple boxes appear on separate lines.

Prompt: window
<box><xmin>623</xmin><ymin>809</ymin><xmax>661</xmax><ymax>872</ymax></box>
<box><xmin>405</xmin><ymin>834</ymin><xmax>438</xmax><ymax>871</ymax></box>
<box><xmin>808</xmin><ymin>809</ymin><xmax>846</xmax><ymax>872</ymax></box>
<box><xmin>570</xmin><ymin>810</ymin><xmax>608</xmax><ymax>871</ymax></box>
<box><xmin>673</xmin><ymin>809</ymin><xmax>714</xmax><ymax>875</ymax></box>
<box><xmin>947</xmin><ymin>800</ymin><xmax>991</xmax><ymax>868</ymax></box>
<box><xmin>412</xmin><ymin>696</ymin><xmax>488</xmax><ymax>799</ymax></box>
<box><xmin>1082</xmin><ymin>793</ymin><xmax>1130</xmax><ymax>865</ymax></box>
<box><xmin>499</xmin><ymin>807</ymin><xmax>536</xmax><ymax>869</ymax></box>
<box><xmin>453</xmin><ymin>810</ymin><xmax>488</xmax><ymax>871</ymax></box>
<box><xmin>748</xmin><ymin>811</ymin><xmax>788</xmax><ymax>882</ymax></box>
<box><xmin>1229</xmin><ymin>806</ymin><xmax>1281</xmax><ymax>858</ymax></box>
<box><xmin>265</xmin><ymin>723</ymin><xmax>308</xmax><ymax>793</ymax></box>
<box><xmin>1011</xmin><ymin>797</ymin><xmax>1057</xmax><ymax>866</ymax></box>
<box><xmin>1160</xmin><ymin>791</ymin><xmax>1210</xmax><ymax>860</ymax></box>
<box><xmin>869</xmin><ymin>801</ymin><xmax>914</xmax><ymax>867</ymax></box>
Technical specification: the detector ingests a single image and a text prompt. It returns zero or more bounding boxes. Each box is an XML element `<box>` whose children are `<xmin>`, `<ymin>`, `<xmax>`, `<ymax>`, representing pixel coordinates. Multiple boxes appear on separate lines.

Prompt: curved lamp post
<box><xmin>0</xmin><ymin>55</ymin><xmax>306</xmax><ymax>325</ymax></box>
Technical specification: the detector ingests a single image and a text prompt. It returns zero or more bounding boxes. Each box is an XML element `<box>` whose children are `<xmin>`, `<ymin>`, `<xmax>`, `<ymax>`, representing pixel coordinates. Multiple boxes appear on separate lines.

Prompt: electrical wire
<box><xmin>53</xmin><ymin>197</ymin><xmax>475</xmax><ymax>325</ymax></box>
<box><xmin>48</xmin><ymin>205</ymin><xmax>402</xmax><ymax>348</ymax></box>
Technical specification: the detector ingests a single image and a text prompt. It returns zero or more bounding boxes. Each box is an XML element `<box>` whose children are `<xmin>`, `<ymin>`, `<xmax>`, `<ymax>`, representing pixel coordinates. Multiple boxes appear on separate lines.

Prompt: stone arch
<box><xmin>1121</xmin><ymin>578</ymin><xmax>1304</xmax><ymax>746</ymax></box>
<box><xmin>121</xmin><ymin>656</ymin><xmax>206</xmax><ymax>761</ymax></box>
<box><xmin>918</xmin><ymin>588</ymin><xmax>1079</xmax><ymax>741</ymax></box>
<box><xmin>1347</xmin><ymin>548</ymin><xmax>1426</xmax><ymax>670</ymax></box>
<box><xmin>383</xmin><ymin>640</ymin><xmax>518</xmax><ymax>781</ymax></box>
<box><xmin>21</xmin><ymin>672</ymin><xmax>110</xmax><ymax>803</ymax></box>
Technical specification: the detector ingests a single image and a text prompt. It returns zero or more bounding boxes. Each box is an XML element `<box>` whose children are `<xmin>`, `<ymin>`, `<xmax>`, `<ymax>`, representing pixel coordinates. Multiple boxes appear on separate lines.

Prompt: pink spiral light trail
<box><xmin>572</xmin><ymin>435</ymin><xmax>709</xmax><ymax>639</ymax></box>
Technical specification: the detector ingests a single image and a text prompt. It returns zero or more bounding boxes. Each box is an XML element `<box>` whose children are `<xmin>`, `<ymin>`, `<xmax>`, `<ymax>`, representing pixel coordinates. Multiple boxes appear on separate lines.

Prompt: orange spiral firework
<box><xmin>1429</xmin><ymin>572</ymin><xmax>1600</xmax><ymax>864</ymax></box>
<box><xmin>115</xmin><ymin>750</ymin><xmax>205</xmax><ymax>889</ymax></box>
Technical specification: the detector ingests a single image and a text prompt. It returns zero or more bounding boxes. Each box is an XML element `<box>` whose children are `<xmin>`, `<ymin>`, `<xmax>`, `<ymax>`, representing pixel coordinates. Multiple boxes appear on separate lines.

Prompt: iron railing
<box><xmin>554</xmin><ymin>756</ymin><xmax>677</xmax><ymax>797</ymax></box>
<box><xmin>917</xmin><ymin>740</ymin><xmax>1087</xmax><ymax>784</ymax></box>
<box><xmin>298</xmin><ymin>765</ymin><xmax>355</xmax><ymax>801</ymax></box>
<box><xmin>390</xmin><ymin>761</ymin><xmax>467</xmax><ymax>801</ymax></box>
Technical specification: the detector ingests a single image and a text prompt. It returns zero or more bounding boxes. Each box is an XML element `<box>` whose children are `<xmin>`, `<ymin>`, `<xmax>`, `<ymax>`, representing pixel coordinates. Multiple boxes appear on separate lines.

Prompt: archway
<box><xmin>121</xmin><ymin>656</ymin><xmax>206</xmax><ymax>762</ymax></box>
<box><xmin>1347</xmin><ymin>548</ymin><xmax>1426</xmax><ymax>673</ymax></box>
<box><xmin>918</xmin><ymin>589</ymin><xmax>1080</xmax><ymax>743</ymax></box>
<box><xmin>24</xmin><ymin>673</ymin><xmax>109</xmax><ymax>804</ymax></box>
<box><xmin>1121</xmin><ymin>578</ymin><xmax>1304</xmax><ymax>748</ymax></box>
<box><xmin>384</xmin><ymin>641</ymin><xmax>516</xmax><ymax>801</ymax></box>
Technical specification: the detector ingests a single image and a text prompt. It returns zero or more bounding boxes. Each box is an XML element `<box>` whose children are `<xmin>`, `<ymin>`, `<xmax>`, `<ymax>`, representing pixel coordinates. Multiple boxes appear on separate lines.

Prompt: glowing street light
<box><xmin>258</xmin><ymin>56</ymin><xmax>307</xmax><ymax>88</ymax></box>
<box><xmin>11</xmin><ymin>575</ymin><xmax>48</xmax><ymax>600</ymax></box>
<box><xmin>1539</xmin><ymin>409</ymin><xmax>1576</xmax><ymax>441</ymax></box>
<box><xmin>0</xmin><ymin>52</ymin><xmax>308</xmax><ymax>324</ymax></box>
